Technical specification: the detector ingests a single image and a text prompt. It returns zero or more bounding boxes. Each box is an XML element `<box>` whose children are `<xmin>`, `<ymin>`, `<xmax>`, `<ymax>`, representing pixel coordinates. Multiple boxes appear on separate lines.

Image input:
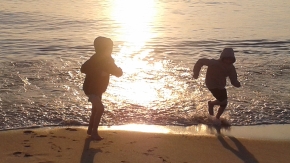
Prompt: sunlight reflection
<box><xmin>109</xmin><ymin>0</ymin><xmax>163</xmax><ymax>106</ymax></box>
<box><xmin>100</xmin><ymin>124</ymin><xmax>220</xmax><ymax>135</ymax></box>
<box><xmin>111</xmin><ymin>0</ymin><xmax>156</xmax><ymax>43</ymax></box>
<box><xmin>104</xmin><ymin>124</ymin><xmax>170</xmax><ymax>133</ymax></box>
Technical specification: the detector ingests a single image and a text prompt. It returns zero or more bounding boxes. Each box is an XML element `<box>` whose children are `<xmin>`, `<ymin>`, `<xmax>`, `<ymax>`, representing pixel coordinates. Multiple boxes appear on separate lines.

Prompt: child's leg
<box><xmin>208</xmin><ymin>101</ymin><xmax>214</xmax><ymax>115</ymax></box>
<box><xmin>212</xmin><ymin>99</ymin><xmax>227</xmax><ymax>119</ymax></box>
<box><xmin>208</xmin><ymin>99</ymin><xmax>227</xmax><ymax>118</ymax></box>
<box><xmin>208</xmin><ymin>88</ymin><xmax>228</xmax><ymax>118</ymax></box>
<box><xmin>216</xmin><ymin>106</ymin><xmax>226</xmax><ymax>119</ymax></box>
<box><xmin>87</xmin><ymin>106</ymin><xmax>96</xmax><ymax>135</ymax></box>
<box><xmin>90</xmin><ymin>95</ymin><xmax>104</xmax><ymax>140</ymax></box>
<box><xmin>210</xmin><ymin>99</ymin><xmax>227</xmax><ymax>106</ymax></box>
<box><xmin>87</xmin><ymin>95</ymin><xmax>97</xmax><ymax>135</ymax></box>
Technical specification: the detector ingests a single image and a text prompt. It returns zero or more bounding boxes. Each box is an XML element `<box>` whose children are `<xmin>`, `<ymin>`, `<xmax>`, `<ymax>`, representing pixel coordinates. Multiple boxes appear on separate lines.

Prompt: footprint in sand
<box><xmin>23</xmin><ymin>130</ymin><xmax>37</xmax><ymax>138</ymax></box>
<box><xmin>24</xmin><ymin>153</ymin><xmax>33</xmax><ymax>157</ymax></box>
<box><xmin>36</xmin><ymin>135</ymin><xmax>47</xmax><ymax>137</ymax></box>
<box><xmin>50</xmin><ymin>143</ymin><xmax>62</xmax><ymax>152</ymax></box>
<box><xmin>13</xmin><ymin>152</ymin><xmax>22</xmax><ymax>156</ymax></box>
<box><xmin>23</xmin><ymin>130</ymin><xmax>35</xmax><ymax>134</ymax></box>
<box><xmin>50</xmin><ymin>135</ymin><xmax>57</xmax><ymax>138</ymax></box>
<box><xmin>147</xmin><ymin>147</ymin><xmax>157</xmax><ymax>152</ymax></box>
<box><xmin>129</xmin><ymin>141</ymin><xmax>136</xmax><ymax>144</ymax></box>
<box><xmin>13</xmin><ymin>152</ymin><xmax>33</xmax><ymax>157</ymax></box>
<box><xmin>102</xmin><ymin>140</ymin><xmax>113</xmax><ymax>146</ymax></box>
<box><xmin>158</xmin><ymin>156</ymin><xmax>168</xmax><ymax>162</ymax></box>
<box><xmin>65</xmin><ymin>128</ymin><xmax>77</xmax><ymax>131</ymax></box>
<box><xmin>143</xmin><ymin>147</ymin><xmax>158</xmax><ymax>156</ymax></box>
<box><xmin>22</xmin><ymin>139</ymin><xmax>31</xmax><ymax>148</ymax></box>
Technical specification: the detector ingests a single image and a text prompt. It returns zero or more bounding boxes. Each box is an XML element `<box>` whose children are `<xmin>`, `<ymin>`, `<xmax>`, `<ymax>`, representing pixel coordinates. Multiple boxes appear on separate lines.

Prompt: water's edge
<box><xmin>1</xmin><ymin>124</ymin><xmax>290</xmax><ymax>141</ymax></box>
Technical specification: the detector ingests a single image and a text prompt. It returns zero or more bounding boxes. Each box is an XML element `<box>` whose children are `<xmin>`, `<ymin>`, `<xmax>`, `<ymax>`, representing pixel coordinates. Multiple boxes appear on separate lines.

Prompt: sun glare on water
<box><xmin>106</xmin><ymin>0</ymin><xmax>170</xmax><ymax>107</ymax></box>
<box><xmin>110</xmin><ymin>0</ymin><xmax>156</xmax><ymax>43</ymax></box>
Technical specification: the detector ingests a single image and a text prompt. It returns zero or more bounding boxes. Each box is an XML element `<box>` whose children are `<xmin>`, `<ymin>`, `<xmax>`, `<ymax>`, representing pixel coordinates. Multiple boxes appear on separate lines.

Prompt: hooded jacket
<box><xmin>193</xmin><ymin>48</ymin><xmax>240</xmax><ymax>89</ymax></box>
<box><xmin>81</xmin><ymin>54</ymin><xmax>122</xmax><ymax>95</ymax></box>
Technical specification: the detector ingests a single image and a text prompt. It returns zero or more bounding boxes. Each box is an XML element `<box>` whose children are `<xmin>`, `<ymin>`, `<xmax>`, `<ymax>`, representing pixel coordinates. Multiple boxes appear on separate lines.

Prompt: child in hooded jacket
<box><xmin>81</xmin><ymin>37</ymin><xmax>123</xmax><ymax>140</ymax></box>
<box><xmin>193</xmin><ymin>48</ymin><xmax>241</xmax><ymax>120</ymax></box>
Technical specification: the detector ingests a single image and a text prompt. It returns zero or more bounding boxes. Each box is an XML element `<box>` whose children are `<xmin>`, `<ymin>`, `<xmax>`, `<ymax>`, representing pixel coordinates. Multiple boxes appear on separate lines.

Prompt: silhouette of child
<box><xmin>193</xmin><ymin>48</ymin><xmax>241</xmax><ymax>120</ymax></box>
<box><xmin>81</xmin><ymin>37</ymin><xmax>123</xmax><ymax>140</ymax></box>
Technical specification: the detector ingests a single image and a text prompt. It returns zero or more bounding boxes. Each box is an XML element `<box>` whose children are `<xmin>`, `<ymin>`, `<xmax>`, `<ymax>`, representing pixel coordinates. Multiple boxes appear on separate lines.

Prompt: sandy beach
<box><xmin>1</xmin><ymin>125</ymin><xmax>290</xmax><ymax>163</ymax></box>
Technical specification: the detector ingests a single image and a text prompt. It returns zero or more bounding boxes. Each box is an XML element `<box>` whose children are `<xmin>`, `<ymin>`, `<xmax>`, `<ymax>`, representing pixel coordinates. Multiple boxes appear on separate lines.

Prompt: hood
<box><xmin>219</xmin><ymin>48</ymin><xmax>236</xmax><ymax>63</ymax></box>
<box><xmin>94</xmin><ymin>36</ymin><xmax>113</xmax><ymax>53</ymax></box>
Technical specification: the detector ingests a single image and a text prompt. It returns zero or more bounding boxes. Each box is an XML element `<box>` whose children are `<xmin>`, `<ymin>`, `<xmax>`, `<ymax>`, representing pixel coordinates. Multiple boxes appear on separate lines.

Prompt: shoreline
<box><xmin>2</xmin><ymin>123</ymin><xmax>290</xmax><ymax>140</ymax></box>
<box><xmin>94</xmin><ymin>124</ymin><xmax>290</xmax><ymax>140</ymax></box>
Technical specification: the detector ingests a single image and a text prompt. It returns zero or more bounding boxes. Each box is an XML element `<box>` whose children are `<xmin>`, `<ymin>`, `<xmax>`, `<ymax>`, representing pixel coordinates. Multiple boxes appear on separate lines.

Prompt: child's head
<box><xmin>94</xmin><ymin>37</ymin><xmax>113</xmax><ymax>55</ymax></box>
<box><xmin>220</xmin><ymin>48</ymin><xmax>236</xmax><ymax>64</ymax></box>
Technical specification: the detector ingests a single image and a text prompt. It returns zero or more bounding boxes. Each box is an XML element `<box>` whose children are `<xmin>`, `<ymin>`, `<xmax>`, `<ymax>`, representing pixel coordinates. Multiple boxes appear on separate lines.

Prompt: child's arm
<box><xmin>229</xmin><ymin>67</ymin><xmax>241</xmax><ymax>87</ymax></box>
<box><xmin>103</xmin><ymin>61</ymin><xmax>123</xmax><ymax>77</ymax></box>
<box><xmin>193</xmin><ymin>59</ymin><xmax>210</xmax><ymax>79</ymax></box>
<box><xmin>81</xmin><ymin>59</ymin><xmax>92</xmax><ymax>74</ymax></box>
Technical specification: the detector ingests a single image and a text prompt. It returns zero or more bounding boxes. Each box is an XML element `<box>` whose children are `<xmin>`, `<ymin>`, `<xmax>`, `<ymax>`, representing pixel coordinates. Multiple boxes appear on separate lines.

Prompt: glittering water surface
<box><xmin>0</xmin><ymin>0</ymin><xmax>290</xmax><ymax>129</ymax></box>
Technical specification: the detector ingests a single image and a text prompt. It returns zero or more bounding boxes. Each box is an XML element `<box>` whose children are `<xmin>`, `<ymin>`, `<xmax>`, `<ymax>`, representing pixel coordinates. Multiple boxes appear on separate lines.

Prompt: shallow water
<box><xmin>0</xmin><ymin>0</ymin><xmax>290</xmax><ymax>129</ymax></box>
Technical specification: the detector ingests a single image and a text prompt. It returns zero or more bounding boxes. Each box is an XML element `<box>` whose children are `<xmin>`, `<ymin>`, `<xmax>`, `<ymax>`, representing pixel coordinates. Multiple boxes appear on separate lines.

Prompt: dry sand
<box><xmin>0</xmin><ymin>126</ymin><xmax>290</xmax><ymax>163</ymax></box>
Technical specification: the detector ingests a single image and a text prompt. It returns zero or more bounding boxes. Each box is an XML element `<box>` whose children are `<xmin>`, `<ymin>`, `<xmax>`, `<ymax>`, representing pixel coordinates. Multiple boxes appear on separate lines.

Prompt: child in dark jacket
<box><xmin>81</xmin><ymin>37</ymin><xmax>123</xmax><ymax>140</ymax></box>
<box><xmin>193</xmin><ymin>48</ymin><xmax>241</xmax><ymax>120</ymax></box>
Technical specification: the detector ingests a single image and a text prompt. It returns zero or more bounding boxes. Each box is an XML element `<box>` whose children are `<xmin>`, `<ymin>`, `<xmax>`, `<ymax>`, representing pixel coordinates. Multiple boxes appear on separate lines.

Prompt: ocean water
<box><xmin>1</xmin><ymin>0</ymin><xmax>290</xmax><ymax>130</ymax></box>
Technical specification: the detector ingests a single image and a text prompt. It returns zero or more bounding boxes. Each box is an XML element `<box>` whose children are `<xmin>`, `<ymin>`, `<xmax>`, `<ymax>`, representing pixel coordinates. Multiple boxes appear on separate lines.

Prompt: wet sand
<box><xmin>1</xmin><ymin>125</ymin><xmax>290</xmax><ymax>163</ymax></box>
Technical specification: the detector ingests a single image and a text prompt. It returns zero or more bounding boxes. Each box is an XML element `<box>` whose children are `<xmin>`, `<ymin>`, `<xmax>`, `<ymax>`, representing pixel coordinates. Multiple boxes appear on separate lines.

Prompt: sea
<box><xmin>1</xmin><ymin>0</ymin><xmax>290</xmax><ymax>130</ymax></box>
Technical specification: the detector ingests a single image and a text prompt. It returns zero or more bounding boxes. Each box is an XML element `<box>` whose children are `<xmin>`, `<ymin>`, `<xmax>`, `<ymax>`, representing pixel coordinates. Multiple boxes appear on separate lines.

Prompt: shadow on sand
<box><xmin>80</xmin><ymin>137</ymin><xmax>102</xmax><ymax>163</ymax></box>
<box><xmin>211</xmin><ymin>125</ymin><xmax>259</xmax><ymax>163</ymax></box>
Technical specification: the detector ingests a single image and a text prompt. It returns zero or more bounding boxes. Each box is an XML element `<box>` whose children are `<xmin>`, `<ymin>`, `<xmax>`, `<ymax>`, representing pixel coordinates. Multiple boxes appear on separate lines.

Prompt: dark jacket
<box><xmin>81</xmin><ymin>54</ymin><xmax>122</xmax><ymax>95</ymax></box>
<box><xmin>193</xmin><ymin>49</ymin><xmax>240</xmax><ymax>89</ymax></box>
